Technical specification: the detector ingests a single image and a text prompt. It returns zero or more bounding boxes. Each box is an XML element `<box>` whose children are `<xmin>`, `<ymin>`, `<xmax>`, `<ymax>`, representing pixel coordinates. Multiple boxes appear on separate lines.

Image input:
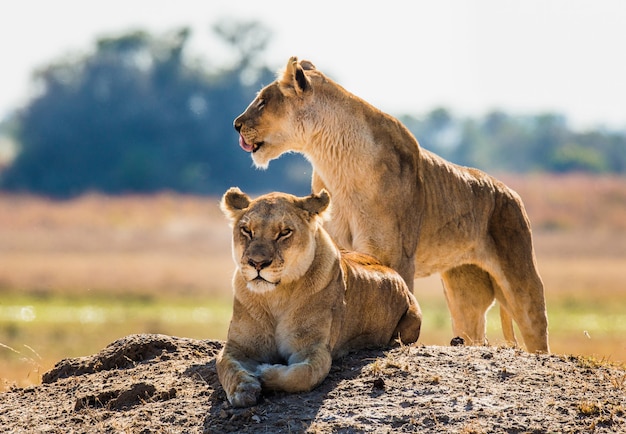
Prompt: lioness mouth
<box><xmin>238</xmin><ymin>134</ymin><xmax>263</xmax><ymax>153</ymax></box>
<box><xmin>253</xmin><ymin>275</ymin><xmax>279</xmax><ymax>285</ymax></box>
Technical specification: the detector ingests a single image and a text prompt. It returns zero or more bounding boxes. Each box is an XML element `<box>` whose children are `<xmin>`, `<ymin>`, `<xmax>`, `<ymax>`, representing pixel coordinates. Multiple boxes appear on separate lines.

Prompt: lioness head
<box><xmin>233</xmin><ymin>56</ymin><xmax>317</xmax><ymax>168</ymax></box>
<box><xmin>221</xmin><ymin>187</ymin><xmax>330</xmax><ymax>293</ymax></box>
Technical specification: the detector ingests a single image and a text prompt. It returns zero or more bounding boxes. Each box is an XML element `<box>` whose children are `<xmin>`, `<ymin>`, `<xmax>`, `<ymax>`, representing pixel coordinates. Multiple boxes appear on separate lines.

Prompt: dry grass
<box><xmin>1</xmin><ymin>173</ymin><xmax>626</xmax><ymax>389</ymax></box>
<box><xmin>500</xmin><ymin>173</ymin><xmax>626</xmax><ymax>232</ymax></box>
<box><xmin>0</xmin><ymin>193</ymin><xmax>233</xmax><ymax>297</ymax></box>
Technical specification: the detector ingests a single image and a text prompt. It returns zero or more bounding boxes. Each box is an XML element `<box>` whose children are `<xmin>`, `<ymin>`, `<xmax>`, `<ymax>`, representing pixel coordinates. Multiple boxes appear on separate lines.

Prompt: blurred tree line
<box><xmin>0</xmin><ymin>21</ymin><xmax>624</xmax><ymax>198</ymax></box>
<box><xmin>0</xmin><ymin>21</ymin><xmax>312</xmax><ymax>198</ymax></box>
<box><xmin>401</xmin><ymin>109</ymin><xmax>626</xmax><ymax>175</ymax></box>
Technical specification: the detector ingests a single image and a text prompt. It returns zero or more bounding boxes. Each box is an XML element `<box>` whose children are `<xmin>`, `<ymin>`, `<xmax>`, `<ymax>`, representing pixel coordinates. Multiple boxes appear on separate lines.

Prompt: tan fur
<box><xmin>233</xmin><ymin>56</ymin><xmax>549</xmax><ymax>353</ymax></box>
<box><xmin>216</xmin><ymin>188</ymin><xmax>422</xmax><ymax>407</ymax></box>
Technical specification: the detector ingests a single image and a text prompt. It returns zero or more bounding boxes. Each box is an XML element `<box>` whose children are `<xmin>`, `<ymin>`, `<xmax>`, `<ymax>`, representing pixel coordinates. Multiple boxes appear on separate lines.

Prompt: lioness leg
<box><xmin>484</xmin><ymin>275</ymin><xmax>519</xmax><ymax>346</ymax></box>
<box><xmin>396</xmin><ymin>255</ymin><xmax>417</xmax><ymax>292</ymax></box>
<box><xmin>498</xmin><ymin>304</ymin><xmax>518</xmax><ymax>347</ymax></box>
<box><xmin>216</xmin><ymin>346</ymin><xmax>262</xmax><ymax>408</ymax></box>
<box><xmin>486</xmin><ymin>194</ymin><xmax>550</xmax><ymax>353</ymax></box>
<box><xmin>484</xmin><ymin>258</ymin><xmax>549</xmax><ymax>353</ymax></box>
<box><xmin>441</xmin><ymin>265</ymin><xmax>496</xmax><ymax>346</ymax></box>
<box><xmin>392</xmin><ymin>293</ymin><xmax>422</xmax><ymax>345</ymax></box>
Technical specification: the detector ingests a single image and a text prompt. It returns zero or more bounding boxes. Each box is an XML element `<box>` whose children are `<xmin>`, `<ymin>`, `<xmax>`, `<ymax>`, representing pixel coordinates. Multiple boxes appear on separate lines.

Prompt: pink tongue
<box><xmin>239</xmin><ymin>135</ymin><xmax>254</xmax><ymax>152</ymax></box>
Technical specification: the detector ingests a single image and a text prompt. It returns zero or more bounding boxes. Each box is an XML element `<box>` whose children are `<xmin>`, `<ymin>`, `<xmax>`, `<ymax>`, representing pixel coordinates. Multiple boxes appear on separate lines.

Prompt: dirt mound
<box><xmin>1</xmin><ymin>334</ymin><xmax>624</xmax><ymax>433</ymax></box>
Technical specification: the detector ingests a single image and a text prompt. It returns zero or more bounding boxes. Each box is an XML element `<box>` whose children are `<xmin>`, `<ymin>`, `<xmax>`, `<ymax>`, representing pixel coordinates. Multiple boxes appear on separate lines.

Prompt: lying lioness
<box><xmin>216</xmin><ymin>188</ymin><xmax>422</xmax><ymax>407</ymax></box>
<box><xmin>233</xmin><ymin>56</ymin><xmax>549</xmax><ymax>353</ymax></box>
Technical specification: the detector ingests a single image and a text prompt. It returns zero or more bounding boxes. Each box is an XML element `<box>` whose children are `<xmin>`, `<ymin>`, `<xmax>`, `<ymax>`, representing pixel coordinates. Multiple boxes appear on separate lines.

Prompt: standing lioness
<box><xmin>216</xmin><ymin>188</ymin><xmax>422</xmax><ymax>407</ymax></box>
<box><xmin>233</xmin><ymin>57</ymin><xmax>549</xmax><ymax>353</ymax></box>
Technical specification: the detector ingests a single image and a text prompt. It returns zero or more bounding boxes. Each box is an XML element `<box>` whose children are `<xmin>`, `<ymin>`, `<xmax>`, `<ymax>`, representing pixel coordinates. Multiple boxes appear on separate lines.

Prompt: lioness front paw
<box><xmin>257</xmin><ymin>362</ymin><xmax>320</xmax><ymax>393</ymax></box>
<box><xmin>256</xmin><ymin>363</ymin><xmax>284</xmax><ymax>387</ymax></box>
<box><xmin>229</xmin><ymin>377</ymin><xmax>262</xmax><ymax>408</ymax></box>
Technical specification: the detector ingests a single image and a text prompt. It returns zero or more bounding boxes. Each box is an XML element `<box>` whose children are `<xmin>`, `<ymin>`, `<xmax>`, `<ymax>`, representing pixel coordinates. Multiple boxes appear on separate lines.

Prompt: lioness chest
<box><xmin>249</xmin><ymin>279</ymin><xmax>343</xmax><ymax>358</ymax></box>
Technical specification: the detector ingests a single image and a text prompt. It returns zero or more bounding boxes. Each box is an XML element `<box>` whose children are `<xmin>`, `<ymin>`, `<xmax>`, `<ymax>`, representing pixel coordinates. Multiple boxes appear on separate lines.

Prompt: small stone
<box><xmin>450</xmin><ymin>336</ymin><xmax>465</xmax><ymax>346</ymax></box>
<box><xmin>372</xmin><ymin>378</ymin><xmax>385</xmax><ymax>390</ymax></box>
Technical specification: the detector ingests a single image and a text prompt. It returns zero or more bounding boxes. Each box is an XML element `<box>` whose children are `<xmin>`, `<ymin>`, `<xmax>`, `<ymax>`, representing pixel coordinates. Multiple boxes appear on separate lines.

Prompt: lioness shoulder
<box><xmin>216</xmin><ymin>188</ymin><xmax>422</xmax><ymax>407</ymax></box>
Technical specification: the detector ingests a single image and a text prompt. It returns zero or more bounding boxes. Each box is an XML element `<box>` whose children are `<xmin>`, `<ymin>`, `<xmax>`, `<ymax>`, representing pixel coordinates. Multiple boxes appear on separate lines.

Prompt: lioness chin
<box><xmin>233</xmin><ymin>56</ymin><xmax>549</xmax><ymax>353</ymax></box>
<box><xmin>216</xmin><ymin>188</ymin><xmax>422</xmax><ymax>408</ymax></box>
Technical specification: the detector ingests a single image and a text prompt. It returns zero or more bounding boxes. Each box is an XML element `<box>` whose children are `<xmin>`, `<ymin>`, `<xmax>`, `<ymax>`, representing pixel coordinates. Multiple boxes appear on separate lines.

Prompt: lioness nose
<box><xmin>234</xmin><ymin>119</ymin><xmax>242</xmax><ymax>132</ymax></box>
<box><xmin>248</xmin><ymin>258</ymin><xmax>272</xmax><ymax>271</ymax></box>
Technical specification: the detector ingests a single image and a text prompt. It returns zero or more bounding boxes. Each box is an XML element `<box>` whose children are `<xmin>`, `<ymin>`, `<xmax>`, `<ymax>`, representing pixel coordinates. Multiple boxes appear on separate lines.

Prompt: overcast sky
<box><xmin>2</xmin><ymin>0</ymin><xmax>625</xmax><ymax>129</ymax></box>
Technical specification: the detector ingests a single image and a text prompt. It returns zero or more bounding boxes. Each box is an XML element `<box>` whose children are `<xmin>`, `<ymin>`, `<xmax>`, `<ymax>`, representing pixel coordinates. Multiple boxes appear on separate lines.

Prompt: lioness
<box><xmin>216</xmin><ymin>188</ymin><xmax>422</xmax><ymax>407</ymax></box>
<box><xmin>233</xmin><ymin>57</ymin><xmax>549</xmax><ymax>353</ymax></box>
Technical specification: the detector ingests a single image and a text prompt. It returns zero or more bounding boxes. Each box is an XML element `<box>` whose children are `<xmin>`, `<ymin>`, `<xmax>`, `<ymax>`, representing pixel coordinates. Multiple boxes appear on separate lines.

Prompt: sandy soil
<box><xmin>0</xmin><ymin>334</ymin><xmax>624</xmax><ymax>433</ymax></box>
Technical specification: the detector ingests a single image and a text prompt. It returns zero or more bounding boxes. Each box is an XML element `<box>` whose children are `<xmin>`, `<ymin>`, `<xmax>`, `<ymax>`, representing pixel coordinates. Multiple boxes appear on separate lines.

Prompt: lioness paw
<box><xmin>257</xmin><ymin>362</ymin><xmax>324</xmax><ymax>393</ymax></box>
<box><xmin>256</xmin><ymin>363</ymin><xmax>283</xmax><ymax>382</ymax></box>
<box><xmin>257</xmin><ymin>363</ymin><xmax>293</xmax><ymax>390</ymax></box>
<box><xmin>229</xmin><ymin>378</ymin><xmax>262</xmax><ymax>408</ymax></box>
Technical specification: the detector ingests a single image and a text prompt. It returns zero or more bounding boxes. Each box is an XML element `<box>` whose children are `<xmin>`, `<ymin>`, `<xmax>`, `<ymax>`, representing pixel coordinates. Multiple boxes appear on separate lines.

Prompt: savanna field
<box><xmin>1</xmin><ymin>173</ymin><xmax>625</xmax><ymax>391</ymax></box>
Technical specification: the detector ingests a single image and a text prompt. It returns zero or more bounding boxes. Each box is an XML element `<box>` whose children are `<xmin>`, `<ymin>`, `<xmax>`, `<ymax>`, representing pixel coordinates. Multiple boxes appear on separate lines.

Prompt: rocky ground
<box><xmin>0</xmin><ymin>334</ymin><xmax>624</xmax><ymax>433</ymax></box>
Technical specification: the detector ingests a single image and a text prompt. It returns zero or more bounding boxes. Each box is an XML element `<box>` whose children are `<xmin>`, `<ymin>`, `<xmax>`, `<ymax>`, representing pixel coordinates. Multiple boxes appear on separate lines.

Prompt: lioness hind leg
<box><xmin>498</xmin><ymin>304</ymin><xmax>518</xmax><ymax>347</ymax></box>
<box><xmin>487</xmin><ymin>275</ymin><xmax>519</xmax><ymax>346</ymax></box>
<box><xmin>392</xmin><ymin>294</ymin><xmax>422</xmax><ymax>345</ymax></box>
<box><xmin>488</xmin><ymin>262</ymin><xmax>549</xmax><ymax>353</ymax></box>
<box><xmin>441</xmin><ymin>265</ymin><xmax>496</xmax><ymax>346</ymax></box>
<box><xmin>487</xmin><ymin>193</ymin><xmax>550</xmax><ymax>353</ymax></box>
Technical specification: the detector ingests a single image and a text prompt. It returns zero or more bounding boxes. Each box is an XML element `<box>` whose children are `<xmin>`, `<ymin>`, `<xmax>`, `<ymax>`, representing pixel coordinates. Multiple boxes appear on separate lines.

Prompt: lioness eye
<box><xmin>277</xmin><ymin>228</ymin><xmax>292</xmax><ymax>240</ymax></box>
<box><xmin>256</xmin><ymin>99</ymin><xmax>265</xmax><ymax>110</ymax></box>
<box><xmin>240</xmin><ymin>226</ymin><xmax>252</xmax><ymax>238</ymax></box>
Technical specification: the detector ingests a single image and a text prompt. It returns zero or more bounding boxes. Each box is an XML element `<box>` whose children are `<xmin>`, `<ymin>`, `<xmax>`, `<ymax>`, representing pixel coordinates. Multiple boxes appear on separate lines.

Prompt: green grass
<box><xmin>0</xmin><ymin>293</ymin><xmax>232</xmax><ymax>390</ymax></box>
<box><xmin>0</xmin><ymin>294</ymin><xmax>232</xmax><ymax>333</ymax></box>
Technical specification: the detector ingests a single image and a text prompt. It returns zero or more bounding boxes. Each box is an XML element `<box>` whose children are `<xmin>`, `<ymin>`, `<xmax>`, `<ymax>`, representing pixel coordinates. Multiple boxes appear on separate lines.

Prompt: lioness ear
<box><xmin>279</xmin><ymin>56</ymin><xmax>311</xmax><ymax>96</ymax></box>
<box><xmin>220</xmin><ymin>187</ymin><xmax>251</xmax><ymax>220</ymax></box>
<box><xmin>299</xmin><ymin>59</ymin><xmax>316</xmax><ymax>71</ymax></box>
<box><xmin>299</xmin><ymin>189</ymin><xmax>331</xmax><ymax>219</ymax></box>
